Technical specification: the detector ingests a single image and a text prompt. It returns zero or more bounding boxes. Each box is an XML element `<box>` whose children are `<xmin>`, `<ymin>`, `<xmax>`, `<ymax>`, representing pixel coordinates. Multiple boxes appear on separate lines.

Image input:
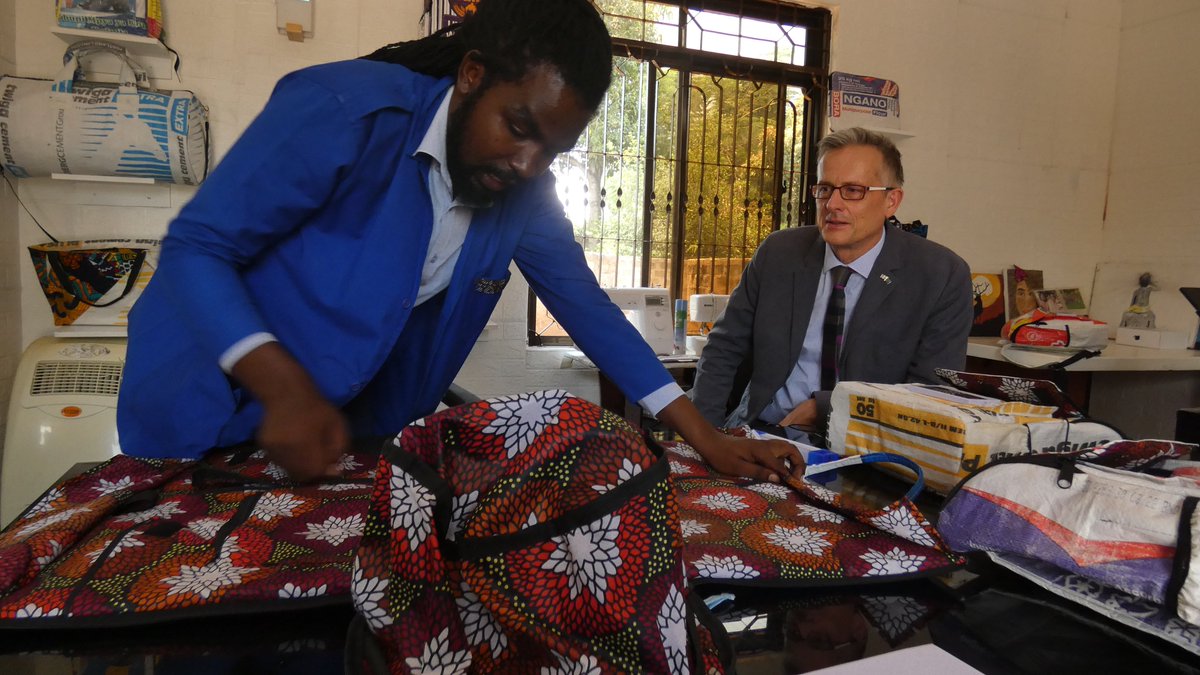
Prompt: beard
<box><xmin>445</xmin><ymin>86</ymin><xmax>520</xmax><ymax>205</ymax></box>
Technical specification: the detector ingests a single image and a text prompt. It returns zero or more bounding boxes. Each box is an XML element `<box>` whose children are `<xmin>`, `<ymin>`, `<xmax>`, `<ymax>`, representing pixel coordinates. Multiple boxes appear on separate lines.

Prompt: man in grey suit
<box><xmin>689</xmin><ymin>127</ymin><xmax>973</xmax><ymax>440</ymax></box>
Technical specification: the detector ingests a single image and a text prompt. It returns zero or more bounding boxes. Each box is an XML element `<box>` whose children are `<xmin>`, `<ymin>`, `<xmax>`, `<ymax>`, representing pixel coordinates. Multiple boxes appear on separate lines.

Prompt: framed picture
<box><xmin>1057</xmin><ymin>288</ymin><xmax>1088</xmax><ymax>314</ymax></box>
<box><xmin>1004</xmin><ymin>267</ymin><xmax>1043</xmax><ymax>320</ymax></box>
<box><xmin>1035</xmin><ymin>289</ymin><xmax>1067</xmax><ymax>314</ymax></box>
<box><xmin>429</xmin><ymin>0</ymin><xmax>479</xmax><ymax>32</ymax></box>
<box><xmin>970</xmin><ymin>273</ymin><xmax>1006</xmax><ymax>337</ymax></box>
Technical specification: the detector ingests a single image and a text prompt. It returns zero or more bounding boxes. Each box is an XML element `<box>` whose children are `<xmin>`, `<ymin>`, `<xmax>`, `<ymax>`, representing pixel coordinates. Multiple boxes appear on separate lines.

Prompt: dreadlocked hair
<box><xmin>361</xmin><ymin>0</ymin><xmax>613</xmax><ymax>110</ymax></box>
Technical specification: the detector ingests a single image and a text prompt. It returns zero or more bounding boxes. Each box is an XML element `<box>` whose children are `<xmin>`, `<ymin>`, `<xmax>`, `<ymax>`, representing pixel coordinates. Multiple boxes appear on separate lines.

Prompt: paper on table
<box><xmin>809</xmin><ymin>643</ymin><xmax>982</xmax><ymax>674</ymax></box>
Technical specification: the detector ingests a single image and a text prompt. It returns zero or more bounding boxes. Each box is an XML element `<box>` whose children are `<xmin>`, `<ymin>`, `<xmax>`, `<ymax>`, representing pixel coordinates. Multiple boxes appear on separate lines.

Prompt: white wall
<box><xmin>1104</xmin><ymin>2</ymin><xmax>1200</xmax><ymax>266</ymax></box>
<box><xmin>1</xmin><ymin>0</ymin><xmax>19</xmax><ymax>466</ymax></box>
<box><xmin>1085</xmin><ymin>0</ymin><xmax>1200</xmax><ymax>438</ymax></box>
<box><xmin>823</xmin><ymin>0</ymin><xmax>1121</xmax><ymax>295</ymax></box>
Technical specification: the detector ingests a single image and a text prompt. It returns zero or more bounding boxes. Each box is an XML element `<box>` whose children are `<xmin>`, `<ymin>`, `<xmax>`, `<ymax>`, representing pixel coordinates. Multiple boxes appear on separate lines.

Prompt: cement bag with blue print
<box><xmin>0</xmin><ymin>40</ymin><xmax>208</xmax><ymax>184</ymax></box>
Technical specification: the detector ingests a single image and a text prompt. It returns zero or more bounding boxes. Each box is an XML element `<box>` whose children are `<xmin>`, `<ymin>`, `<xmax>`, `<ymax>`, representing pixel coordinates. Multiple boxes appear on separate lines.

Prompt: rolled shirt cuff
<box><xmin>639</xmin><ymin>382</ymin><xmax>687</xmax><ymax>417</ymax></box>
<box><xmin>218</xmin><ymin>332</ymin><xmax>278</xmax><ymax>374</ymax></box>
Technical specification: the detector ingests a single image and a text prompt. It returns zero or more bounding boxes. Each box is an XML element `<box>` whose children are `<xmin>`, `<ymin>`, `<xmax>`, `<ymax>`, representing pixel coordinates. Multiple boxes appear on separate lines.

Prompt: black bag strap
<box><xmin>1047</xmin><ymin>348</ymin><xmax>1102</xmax><ymax>370</ymax></box>
<box><xmin>44</xmin><ymin>248</ymin><xmax>146</xmax><ymax>308</ymax></box>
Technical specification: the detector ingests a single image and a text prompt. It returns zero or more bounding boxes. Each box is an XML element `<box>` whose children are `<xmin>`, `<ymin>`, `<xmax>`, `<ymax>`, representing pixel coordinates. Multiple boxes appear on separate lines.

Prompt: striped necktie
<box><xmin>820</xmin><ymin>265</ymin><xmax>853</xmax><ymax>392</ymax></box>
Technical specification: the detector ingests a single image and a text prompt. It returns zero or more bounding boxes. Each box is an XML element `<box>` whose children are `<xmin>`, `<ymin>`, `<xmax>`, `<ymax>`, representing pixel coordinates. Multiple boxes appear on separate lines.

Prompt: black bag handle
<box><xmin>45</xmin><ymin>248</ymin><xmax>146</xmax><ymax>308</ymax></box>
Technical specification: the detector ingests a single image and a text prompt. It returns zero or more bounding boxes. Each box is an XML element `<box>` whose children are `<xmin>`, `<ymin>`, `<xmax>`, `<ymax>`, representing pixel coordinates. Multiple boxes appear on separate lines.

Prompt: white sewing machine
<box><xmin>604</xmin><ymin>287</ymin><xmax>674</xmax><ymax>355</ymax></box>
<box><xmin>685</xmin><ymin>294</ymin><xmax>729</xmax><ymax>355</ymax></box>
<box><xmin>688</xmin><ymin>294</ymin><xmax>729</xmax><ymax>327</ymax></box>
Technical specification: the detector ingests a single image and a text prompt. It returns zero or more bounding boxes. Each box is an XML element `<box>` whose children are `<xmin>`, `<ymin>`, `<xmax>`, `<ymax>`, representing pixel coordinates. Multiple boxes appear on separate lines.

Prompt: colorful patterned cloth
<box><xmin>666</xmin><ymin>442</ymin><xmax>964</xmax><ymax>587</ymax></box>
<box><xmin>29</xmin><ymin>244</ymin><xmax>147</xmax><ymax>326</ymax></box>
<box><xmin>351</xmin><ymin>390</ymin><xmax>728</xmax><ymax>674</ymax></box>
<box><xmin>0</xmin><ymin>447</ymin><xmax>374</xmax><ymax>625</ymax></box>
<box><xmin>935</xmin><ymin>368</ymin><xmax>1086</xmax><ymax>418</ymax></box>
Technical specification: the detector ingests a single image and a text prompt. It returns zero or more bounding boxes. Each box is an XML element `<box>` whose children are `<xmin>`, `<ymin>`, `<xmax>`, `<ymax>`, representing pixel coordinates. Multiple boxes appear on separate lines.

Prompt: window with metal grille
<box><xmin>529</xmin><ymin>0</ymin><xmax>831</xmax><ymax>345</ymax></box>
<box><xmin>31</xmin><ymin>361</ymin><xmax>123</xmax><ymax>397</ymax></box>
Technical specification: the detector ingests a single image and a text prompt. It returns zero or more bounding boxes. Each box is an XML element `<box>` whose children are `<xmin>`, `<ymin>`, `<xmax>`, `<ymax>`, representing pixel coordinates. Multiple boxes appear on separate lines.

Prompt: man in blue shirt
<box><xmin>690</xmin><ymin>127</ymin><xmax>973</xmax><ymax>441</ymax></box>
<box><xmin>117</xmin><ymin>0</ymin><xmax>803</xmax><ymax>482</ymax></box>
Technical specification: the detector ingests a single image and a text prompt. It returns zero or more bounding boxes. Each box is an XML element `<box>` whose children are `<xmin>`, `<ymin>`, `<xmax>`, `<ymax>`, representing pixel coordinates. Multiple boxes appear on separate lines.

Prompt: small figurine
<box><xmin>1120</xmin><ymin>272</ymin><xmax>1158</xmax><ymax>329</ymax></box>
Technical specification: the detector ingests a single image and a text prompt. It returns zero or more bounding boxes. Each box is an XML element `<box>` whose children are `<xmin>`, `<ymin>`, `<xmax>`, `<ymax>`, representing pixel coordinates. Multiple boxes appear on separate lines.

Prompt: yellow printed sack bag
<box><xmin>827</xmin><ymin>380</ymin><xmax>1120</xmax><ymax>493</ymax></box>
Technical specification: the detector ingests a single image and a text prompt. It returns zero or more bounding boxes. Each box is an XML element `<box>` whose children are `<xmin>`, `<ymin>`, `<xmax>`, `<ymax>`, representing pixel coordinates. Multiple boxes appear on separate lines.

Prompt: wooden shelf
<box><xmin>51</xmin><ymin>173</ymin><xmax>157</xmax><ymax>186</ymax></box>
<box><xmin>51</xmin><ymin>26</ymin><xmax>178</xmax><ymax>82</ymax></box>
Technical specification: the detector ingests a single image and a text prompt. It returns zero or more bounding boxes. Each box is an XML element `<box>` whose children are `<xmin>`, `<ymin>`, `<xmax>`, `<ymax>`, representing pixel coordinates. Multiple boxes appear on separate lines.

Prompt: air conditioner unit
<box><xmin>1</xmin><ymin>337</ymin><xmax>126</xmax><ymax>526</ymax></box>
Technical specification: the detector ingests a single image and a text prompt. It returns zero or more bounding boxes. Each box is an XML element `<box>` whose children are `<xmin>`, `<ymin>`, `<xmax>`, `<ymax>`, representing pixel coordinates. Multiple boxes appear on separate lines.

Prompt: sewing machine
<box><xmin>604</xmin><ymin>287</ymin><xmax>674</xmax><ymax>355</ymax></box>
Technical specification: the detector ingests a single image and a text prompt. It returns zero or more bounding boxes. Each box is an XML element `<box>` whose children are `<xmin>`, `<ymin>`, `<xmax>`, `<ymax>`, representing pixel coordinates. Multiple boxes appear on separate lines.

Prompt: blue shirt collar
<box><xmin>823</xmin><ymin>227</ymin><xmax>886</xmax><ymax>280</ymax></box>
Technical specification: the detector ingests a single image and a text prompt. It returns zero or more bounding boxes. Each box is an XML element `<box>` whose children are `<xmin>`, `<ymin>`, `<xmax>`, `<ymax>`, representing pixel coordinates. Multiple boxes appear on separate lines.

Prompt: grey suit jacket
<box><xmin>689</xmin><ymin>225</ymin><xmax>974</xmax><ymax>428</ymax></box>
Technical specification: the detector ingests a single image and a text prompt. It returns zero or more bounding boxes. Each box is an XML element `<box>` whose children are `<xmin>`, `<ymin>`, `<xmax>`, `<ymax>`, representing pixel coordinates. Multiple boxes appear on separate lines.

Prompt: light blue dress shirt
<box><xmin>758</xmin><ymin>230</ymin><xmax>887</xmax><ymax>425</ymax></box>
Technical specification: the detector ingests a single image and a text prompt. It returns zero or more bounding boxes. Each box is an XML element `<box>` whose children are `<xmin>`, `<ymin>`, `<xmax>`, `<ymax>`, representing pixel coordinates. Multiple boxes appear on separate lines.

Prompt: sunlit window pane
<box><xmin>594</xmin><ymin>0</ymin><xmax>680</xmax><ymax>47</ymax></box>
<box><xmin>685</xmin><ymin>9</ymin><xmax>807</xmax><ymax>66</ymax></box>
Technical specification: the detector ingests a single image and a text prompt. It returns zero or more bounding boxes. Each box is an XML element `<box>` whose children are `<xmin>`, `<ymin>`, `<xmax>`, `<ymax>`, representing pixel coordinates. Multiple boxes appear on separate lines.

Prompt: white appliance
<box><xmin>604</xmin><ymin>287</ymin><xmax>674</xmax><ymax>355</ymax></box>
<box><xmin>688</xmin><ymin>294</ymin><xmax>729</xmax><ymax>326</ymax></box>
<box><xmin>1</xmin><ymin>337</ymin><xmax>126</xmax><ymax>525</ymax></box>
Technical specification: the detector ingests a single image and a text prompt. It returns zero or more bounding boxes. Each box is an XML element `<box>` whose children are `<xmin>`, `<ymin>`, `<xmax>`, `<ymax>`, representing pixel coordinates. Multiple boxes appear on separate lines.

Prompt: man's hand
<box><xmin>256</xmin><ymin>392</ymin><xmax>349</xmax><ymax>482</ymax></box>
<box><xmin>695</xmin><ymin>433</ymin><xmax>806</xmax><ymax>483</ymax></box>
<box><xmin>779</xmin><ymin>397</ymin><xmax>820</xmax><ymax>429</ymax></box>
<box><xmin>655</xmin><ymin>395</ymin><xmax>805</xmax><ymax>482</ymax></box>
<box><xmin>231</xmin><ymin>341</ymin><xmax>348</xmax><ymax>482</ymax></box>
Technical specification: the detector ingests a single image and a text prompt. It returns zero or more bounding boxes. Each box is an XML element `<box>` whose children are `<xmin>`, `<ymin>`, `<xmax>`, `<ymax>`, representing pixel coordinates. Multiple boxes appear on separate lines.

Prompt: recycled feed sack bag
<box><xmin>0</xmin><ymin>40</ymin><xmax>207</xmax><ymax>184</ymax></box>
<box><xmin>827</xmin><ymin>381</ymin><xmax>1120</xmax><ymax>493</ymax></box>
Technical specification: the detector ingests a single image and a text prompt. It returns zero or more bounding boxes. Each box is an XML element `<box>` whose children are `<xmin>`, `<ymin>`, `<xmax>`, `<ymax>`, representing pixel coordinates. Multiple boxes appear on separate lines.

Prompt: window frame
<box><xmin>528</xmin><ymin>0</ymin><xmax>832</xmax><ymax>346</ymax></box>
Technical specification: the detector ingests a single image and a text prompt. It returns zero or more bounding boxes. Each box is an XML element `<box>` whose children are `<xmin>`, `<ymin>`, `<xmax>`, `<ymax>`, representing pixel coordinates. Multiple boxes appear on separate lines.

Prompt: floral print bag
<box><xmin>0</xmin><ymin>446</ymin><xmax>374</xmax><ymax>625</ymax></box>
<box><xmin>348</xmin><ymin>390</ymin><xmax>731</xmax><ymax>674</ymax></box>
<box><xmin>667</xmin><ymin>440</ymin><xmax>965</xmax><ymax>588</ymax></box>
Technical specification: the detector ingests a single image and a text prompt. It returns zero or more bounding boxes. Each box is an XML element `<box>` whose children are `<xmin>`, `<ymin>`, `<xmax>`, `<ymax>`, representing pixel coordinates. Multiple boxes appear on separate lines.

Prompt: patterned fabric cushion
<box><xmin>0</xmin><ymin>447</ymin><xmax>374</xmax><ymax>625</ymax></box>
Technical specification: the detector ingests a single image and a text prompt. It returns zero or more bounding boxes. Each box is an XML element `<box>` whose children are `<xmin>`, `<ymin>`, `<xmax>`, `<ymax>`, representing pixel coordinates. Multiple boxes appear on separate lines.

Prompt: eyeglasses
<box><xmin>810</xmin><ymin>184</ymin><xmax>896</xmax><ymax>201</ymax></box>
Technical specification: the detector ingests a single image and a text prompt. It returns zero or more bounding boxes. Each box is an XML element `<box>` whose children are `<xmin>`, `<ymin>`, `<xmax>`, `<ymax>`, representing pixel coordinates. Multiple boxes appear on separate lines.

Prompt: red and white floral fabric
<box><xmin>0</xmin><ymin>447</ymin><xmax>374</xmax><ymax>625</ymax></box>
<box><xmin>351</xmin><ymin>390</ymin><xmax>728</xmax><ymax>674</ymax></box>
<box><xmin>667</xmin><ymin>442</ymin><xmax>964</xmax><ymax>586</ymax></box>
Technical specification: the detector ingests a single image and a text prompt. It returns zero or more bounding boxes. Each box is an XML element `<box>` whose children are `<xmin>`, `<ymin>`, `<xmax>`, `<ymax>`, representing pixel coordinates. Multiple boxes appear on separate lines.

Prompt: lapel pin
<box><xmin>879</xmin><ymin>273</ymin><xmax>892</xmax><ymax>285</ymax></box>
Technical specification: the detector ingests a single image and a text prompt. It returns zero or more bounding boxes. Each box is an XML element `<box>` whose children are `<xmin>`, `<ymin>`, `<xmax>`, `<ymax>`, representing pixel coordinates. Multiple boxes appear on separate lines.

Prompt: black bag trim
<box><xmin>687</xmin><ymin>589</ymin><xmax>736</xmax><ymax>674</ymax></box>
<box><xmin>384</xmin><ymin>437</ymin><xmax>673</xmax><ymax>561</ymax></box>
<box><xmin>380</xmin><ymin>441</ymin><xmax>458</xmax><ymax>547</ymax></box>
<box><xmin>344</xmin><ymin>613</ymin><xmax>390</xmax><ymax>675</ymax></box>
<box><xmin>452</xmin><ymin>456</ymin><xmax>670</xmax><ymax>561</ymax></box>
<box><xmin>0</xmin><ymin>593</ymin><xmax>353</xmax><ymax>631</ymax></box>
<box><xmin>1164</xmin><ymin>496</ymin><xmax>1197</xmax><ymax>617</ymax></box>
<box><xmin>63</xmin><ymin>524</ymin><xmax>142</xmax><ymax>612</ymax></box>
<box><xmin>210</xmin><ymin>491</ymin><xmax>264</xmax><ymax>557</ymax></box>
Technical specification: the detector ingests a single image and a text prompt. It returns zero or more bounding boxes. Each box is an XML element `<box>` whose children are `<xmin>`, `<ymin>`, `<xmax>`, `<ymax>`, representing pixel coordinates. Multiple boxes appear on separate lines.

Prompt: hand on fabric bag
<box><xmin>231</xmin><ymin>341</ymin><xmax>348</xmax><ymax>481</ymax></box>
<box><xmin>256</xmin><ymin>393</ymin><xmax>349</xmax><ymax>482</ymax></box>
<box><xmin>700</xmin><ymin>433</ymin><xmax>807</xmax><ymax>483</ymax></box>
<box><xmin>779</xmin><ymin>397</ymin><xmax>820</xmax><ymax>430</ymax></box>
<box><xmin>656</xmin><ymin>395</ymin><xmax>805</xmax><ymax>482</ymax></box>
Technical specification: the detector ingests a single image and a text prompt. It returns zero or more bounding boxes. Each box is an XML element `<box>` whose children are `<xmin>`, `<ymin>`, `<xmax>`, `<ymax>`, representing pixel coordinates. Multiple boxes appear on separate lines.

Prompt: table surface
<box><xmin>967</xmin><ymin>336</ymin><xmax>1200</xmax><ymax>371</ymax></box>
